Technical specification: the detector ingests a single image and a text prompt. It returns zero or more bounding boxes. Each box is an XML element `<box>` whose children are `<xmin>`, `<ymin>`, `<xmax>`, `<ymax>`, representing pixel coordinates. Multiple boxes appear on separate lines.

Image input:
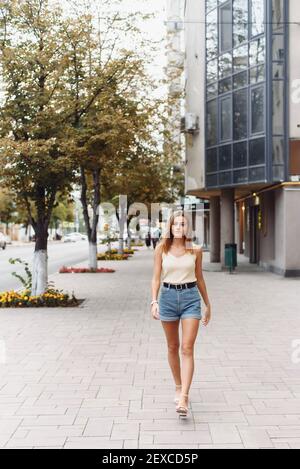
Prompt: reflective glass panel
<box><xmin>233</xmin><ymin>0</ymin><xmax>248</xmax><ymax>47</ymax></box>
<box><xmin>249</xmin><ymin>37</ymin><xmax>265</xmax><ymax>66</ymax></box>
<box><xmin>233</xmin><ymin>89</ymin><xmax>248</xmax><ymax>140</ymax></box>
<box><xmin>249</xmin><ymin>138</ymin><xmax>265</xmax><ymax>165</ymax></box>
<box><xmin>251</xmin><ymin>85</ymin><xmax>264</xmax><ymax>134</ymax></box>
<box><xmin>233</xmin><ymin>44</ymin><xmax>248</xmax><ymax>72</ymax></box>
<box><xmin>233</xmin><ymin>141</ymin><xmax>248</xmax><ymax>168</ymax></box>
<box><xmin>219</xmin><ymin>1</ymin><xmax>232</xmax><ymax>52</ymax></box>
<box><xmin>251</xmin><ymin>0</ymin><xmax>265</xmax><ymax>37</ymax></box>
<box><xmin>220</xmin><ymin>96</ymin><xmax>232</xmax><ymax>141</ymax></box>
<box><xmin>207</xmin><ymin>99</ymin><xmax>218</xmax><ymax>146</ymax></box>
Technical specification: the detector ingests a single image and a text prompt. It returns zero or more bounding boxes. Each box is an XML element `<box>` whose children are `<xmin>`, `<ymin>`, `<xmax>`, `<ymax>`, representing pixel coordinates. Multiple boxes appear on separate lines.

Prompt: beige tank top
<box><xmin>161</xmin><ymin>250</ymin><xmax>197</xmax><ymax>284</ymax></box>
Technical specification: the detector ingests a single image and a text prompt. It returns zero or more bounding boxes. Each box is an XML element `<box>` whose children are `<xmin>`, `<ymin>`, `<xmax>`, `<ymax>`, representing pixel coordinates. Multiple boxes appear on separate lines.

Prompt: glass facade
<box><xmin>205</xmin><ymin>0</ymin><xmax>288</xmax><ymax>188</ymax></box>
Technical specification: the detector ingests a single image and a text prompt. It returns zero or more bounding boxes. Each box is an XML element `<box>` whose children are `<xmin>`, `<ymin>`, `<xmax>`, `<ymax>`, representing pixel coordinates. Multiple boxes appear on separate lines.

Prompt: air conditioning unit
<box><xmin>185</xmin><ymin>113</ymin><xmax>199</xmax><ymax>133</ymax></box>
<box><xmin>290</xmin><ymin>175</ymin><xmax>300</xmax><ymax>182</ymax></box>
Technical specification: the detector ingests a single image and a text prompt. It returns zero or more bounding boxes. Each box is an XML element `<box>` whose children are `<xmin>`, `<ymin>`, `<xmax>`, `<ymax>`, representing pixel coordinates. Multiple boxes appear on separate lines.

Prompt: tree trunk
<box><xmin>31</xmin><ymin>226</ymin><xmax>48</xmax><ymax>296</ymax></box>
<box><xmin>126</xmin><ymin>234</ymin><xmax>131</xmax><ymax>249</ymax></box>
<box><xmin>80</xmin><ymin>166</ymin><xmax>100</xmax><ymax>270</ymax></box>
<box><xmin>118</xmin><ymin>195</ymin><xmax>127</xmax><ymax>254</ymax></box>
<box><xmin>118</xmin><ymin>235</ymin><xmax>124</xmax><ymax>254</ymax></box>
<box><xmin>24</xmin><ymin>186</ymin><xmax>56</xmax><ymax>296</ymax></box>
<box><xmin>89</xmin><ymin>242</ymin><xmax>97</xmax><ymax>270</ymax></box>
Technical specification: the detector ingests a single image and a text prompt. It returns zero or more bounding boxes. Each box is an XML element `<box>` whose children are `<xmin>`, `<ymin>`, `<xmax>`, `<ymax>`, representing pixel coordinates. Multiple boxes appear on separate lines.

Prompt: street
<box><xmin>0</xmin><ymin>246</ymin><xmax>300</xmax><ymax>448</ymax></box>
<box><xmin>0</xmin><ymin>241</ymin><xmax>119</xmax><ymax>292</ymax></box>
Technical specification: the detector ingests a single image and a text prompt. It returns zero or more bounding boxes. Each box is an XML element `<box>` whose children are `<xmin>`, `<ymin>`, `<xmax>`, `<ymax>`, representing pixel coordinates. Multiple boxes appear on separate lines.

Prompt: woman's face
<box><xmin>171</xmin><ymin>216</ymin><xmax>188</xmax><ymax>239</ymax></box>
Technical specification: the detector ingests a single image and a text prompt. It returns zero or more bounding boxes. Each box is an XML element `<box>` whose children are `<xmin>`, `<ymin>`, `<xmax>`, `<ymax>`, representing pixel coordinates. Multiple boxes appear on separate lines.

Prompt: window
<box><xmin>249</xmin><ymin>138</ymin><xmax>265</xmax><ymax>165</ymax></box>
<box><xmin>204</xmin><ymin>0</ymin><xmax>275</xmax><ymax>188</ymax></box>
<box><xmin>272</xmin><ymin>0</ymin><xmax>284</xmax><ymax>33</ymax></box>
<box><xmin>219</xmin><ymin>1</ymin><xmax>232</xmax><ymax>53</ymax></box>
<box><xmin>233</xmin><ymin>0</ymin><xmax>248</xmax><ymax>47</ymax></box>
<box><xmin>233</xmin><ymin>44</ymin><xmax>248</xmax><ymax>72</ymax></box>
<box><xmin>219</xmin><ymin>52</ymin><xmax>232</xmax><ymax>78</ymax></box>
<box><xmin>249</xmin><ymin>166</ymin><xmax>265</xmax><ymax>181</ymax></box>
<box><xmin>207</xmin><ymin>83</ymin><xmax>218</xmax><ymax>99</ymax></box>
<box><xmin>250</xmin><ymin>64</ymin><xmax>265</xmax><ymax>84</ymax></box>
<box><xmin>206</xmin><ymin>173</ymin><xmax>218</xmax><ymax>187</ymax></box>
<box><xmin>272</xmin><ymin>34</ymin><xmax>285</xmax><ymax>61</ymax></box>
<box><xmin>233</xmin><ymin>71</ymin><xmax>248</xmax><ymax>89</ymax></box>
<box><xmin>272</xmin><ymin>137</ymin><xmax>284</xmax><ymax>165</ymax></box>
<box><xmin>206</xmin><ymin>0</ymin><xmax>218</xmax><ymax>13</ymax></box>
<box><xmin>273</xmin><ymin>62</ymin><xmax>284</xmax><ymax>79</ymax></box>
<box><xmin>219</xmin><ymin>77</ymin><xmax>232</xmax><ymax>94</ymax></box>
<box><xmin>251</xmin><ymin>85</ymin><xmax>264</xmax><ymax>134</ymax></box>
<box><xmin>273</xmin><ymin>80</ymin><xmax>284</xmax><ymax>135</ymax></box>
<box><xmin>251</xmin><ymin>0</ymin><xmax>265</xmax><ymax>37</ymax></box>
<box><xmin>233</xmin><ymin>169</ymin><xmax>248</xmax><ymax>183</ymax></box>
<box><xmin>207</xmin><ymin>9</ymin><xmax>218</xmax><ymax>60</ymax></box>
<box><xmin>219</xmin><ymin>171</ymin><xmax>232</xmax><ymax>185</ymax></box>
<box><xmin>233</xmin><ymin>141</ymin><xmax>248</xmax><ymax>168</ymax></box>
<box><xmin>272</xmin><ymin>165</ymin><xmax>285</xmax><ymax>181</ymax></box>
<box><xmin>249</xmin><ymin>37</ymin><xmax>265</xmax><ymax>66</ymax></box>
<box><xmin>233</xmin><ymin>89</ymin><xmax>248</xmax><ymax>140</ymax></box>
<box><xmin>219</xmin><ymin>145</ymin><xmax>232</xmax><ymax>170</ymax></box>
<box><xmin>207</xmin><ymin>99</ymin><xmax>218</xmax><ymax>146</ymax></box>
<box><xmin>207</xmin><ymin>59</ymin><xmax>218</xmax><ymax>83</ymax></box>
<box><xmin>220</xmin><ymin>96</ymin><xmax>232</xmax><ymax>141</ymax></box>
<box><xmin>207</xmin><ymin>148</ymin><xmax>218</xmax><ymax>172</ymax></box>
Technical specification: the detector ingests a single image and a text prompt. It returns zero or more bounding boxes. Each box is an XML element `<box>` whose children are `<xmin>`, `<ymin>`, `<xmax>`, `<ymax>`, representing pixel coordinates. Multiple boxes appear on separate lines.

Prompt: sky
<box><xmin>0</xmin><ymin>0</ymin><xmax>169</xmax><ymax>108</ymax></box>
<box><xmin>59</xmin><ymin>0</ymin><xmax>169</xmax><ymax>97</ymax></box>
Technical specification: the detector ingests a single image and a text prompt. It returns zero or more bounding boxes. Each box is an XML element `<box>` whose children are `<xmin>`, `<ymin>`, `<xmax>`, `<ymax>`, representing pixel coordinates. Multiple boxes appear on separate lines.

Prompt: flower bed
<box><xmin>130</xmin><ymin>241</ymin><xmax>144</xmax><ymax>247</ymax></box>
<box><xmin>0</xmin><ymin>288</ymin><xmax>80</xmax><ymax>307</ymax></box>
<box><xmin>97</xmin><ymin>252</ymin><xmax>130</xmax><ymax>261</ymax></box>
<box><xmin>106</xmin><ymin>248</ymin><xmax>134</xmax><ymax>255</ymax></box>
<box><xmin>59</xmin><ymin>266</ymin><xmax>115</xmax><ymax>273</ymax></box>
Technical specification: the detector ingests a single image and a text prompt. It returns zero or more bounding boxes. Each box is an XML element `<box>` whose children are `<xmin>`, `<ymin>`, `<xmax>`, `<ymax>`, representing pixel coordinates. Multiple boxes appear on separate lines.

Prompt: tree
<box><xmin>61</xmin><ymin>3</ymin><xmax>167</xmax><ymax>267</ymax></box>
<box><xmin>0</xmin><ymin>0</ymin><xmax>77</xmax><ymax>294</ymax></box>
<box><xmin>0</xmin><ymin>188</ymin><xmax>16</xmax><ymax>228</ymax></box>
<box><xmin>101</xmin><ymin>122</ymin><xmax>184</xmax><ymax>251</ymax></box>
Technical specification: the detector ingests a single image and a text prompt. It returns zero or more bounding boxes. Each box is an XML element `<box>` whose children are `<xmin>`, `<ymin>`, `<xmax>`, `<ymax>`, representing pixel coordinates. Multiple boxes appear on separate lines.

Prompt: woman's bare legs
<box><xmin>161</xmin><ymin>320</ymin><xmax>181</xmax><ymax>398</ymax></box>
<box><xmin>179</xmin><ymin>318</ymin><xmax>200</xmax><ymax>407</ymax></box>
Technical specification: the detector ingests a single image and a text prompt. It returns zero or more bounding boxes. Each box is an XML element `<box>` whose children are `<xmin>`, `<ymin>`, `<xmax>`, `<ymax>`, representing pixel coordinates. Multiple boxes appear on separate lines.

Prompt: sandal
<box><xmin>174</xmin><ymin>384</ymin><xmax>182</xmax><ymax>404</ymax></box>
<box><xmin>176</xmin><ymin>393</ymin><xmax>189</xmax><ymax>417</ymax></box>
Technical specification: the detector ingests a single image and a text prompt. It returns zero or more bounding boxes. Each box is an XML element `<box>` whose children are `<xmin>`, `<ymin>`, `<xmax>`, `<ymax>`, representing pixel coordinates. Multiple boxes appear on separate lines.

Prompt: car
<box><xmin>63</xmin><ymin>232</ymin><xmax>88</xmax><ymax>242</ymax></box>
<box><xmin>0</xmin><ymin>232</ymin><xmax>7</xmax><ymax>250</ymax></box>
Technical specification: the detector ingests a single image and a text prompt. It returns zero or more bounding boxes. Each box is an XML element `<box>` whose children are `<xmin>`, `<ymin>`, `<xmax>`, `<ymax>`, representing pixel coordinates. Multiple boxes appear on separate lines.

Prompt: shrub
<box><xmin>59</xmin><ymin>266</ymin><xmax>115</xmax><ymax>273</ymax></box>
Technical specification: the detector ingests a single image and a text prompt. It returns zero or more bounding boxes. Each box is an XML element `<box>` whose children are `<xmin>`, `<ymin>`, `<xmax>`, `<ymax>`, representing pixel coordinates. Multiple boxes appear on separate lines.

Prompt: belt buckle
<box><xmin>176</xmin><ymin>284</ymin><xmax>183</xmax><ymax>290</ymax></box>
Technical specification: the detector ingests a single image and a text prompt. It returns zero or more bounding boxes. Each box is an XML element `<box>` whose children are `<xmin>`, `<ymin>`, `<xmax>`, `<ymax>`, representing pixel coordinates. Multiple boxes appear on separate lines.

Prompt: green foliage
<box><xmin>0</xmin><ymin>0</ymin><xmax>183</xmax><ymax>250</ymax></box>
<box><xmin>8</xmin><ymin>257</ymin><xmax>32</xmax><ymax>291</ymax></box>
<box><xmin>0</xmin><ymin>0</ymin><xmax>79</xmax><ymax>238</ymax></box>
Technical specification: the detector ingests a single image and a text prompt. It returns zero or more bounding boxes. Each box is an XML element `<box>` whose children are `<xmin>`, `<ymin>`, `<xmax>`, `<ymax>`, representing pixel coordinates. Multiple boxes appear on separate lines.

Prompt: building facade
<box><xmin>183</xmin><ymin>0</ymin><xmax>300</xmax><ymax>276</ymax></box>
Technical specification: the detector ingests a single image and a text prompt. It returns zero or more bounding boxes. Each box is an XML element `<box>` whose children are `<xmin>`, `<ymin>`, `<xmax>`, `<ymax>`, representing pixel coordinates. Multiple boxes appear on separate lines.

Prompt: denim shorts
<box><xmin>158</xmin><ymin>284</ymin><xmax>202</xmax><ymax>321</ymax></box>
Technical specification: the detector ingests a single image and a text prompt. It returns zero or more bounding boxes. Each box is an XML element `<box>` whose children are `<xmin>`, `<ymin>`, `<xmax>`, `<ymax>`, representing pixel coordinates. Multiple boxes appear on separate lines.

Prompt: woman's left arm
<box><xmin>195</xmin><ymin>247</ymin><xmax>211</xmax><ymax>325</ymax></box>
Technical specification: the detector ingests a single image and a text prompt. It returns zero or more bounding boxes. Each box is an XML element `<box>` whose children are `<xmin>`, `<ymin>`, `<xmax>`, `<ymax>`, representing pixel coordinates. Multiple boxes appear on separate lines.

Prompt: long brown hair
<box><xmin>157</xmin><ymin>210</ymin><xmax>196</xmax><ymax>255</ymax></box>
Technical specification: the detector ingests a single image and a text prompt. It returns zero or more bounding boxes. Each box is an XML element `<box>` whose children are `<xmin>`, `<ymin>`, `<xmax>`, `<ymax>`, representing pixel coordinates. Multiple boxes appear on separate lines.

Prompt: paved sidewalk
<box><xmin>0</xmin><ymin>246</ymin><xmax>300</xmax><ymax>449</ymax></box>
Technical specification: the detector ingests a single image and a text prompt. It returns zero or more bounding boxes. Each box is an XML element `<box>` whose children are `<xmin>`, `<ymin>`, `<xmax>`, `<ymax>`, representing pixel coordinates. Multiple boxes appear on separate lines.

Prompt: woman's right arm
<box><xmin>151</xmin><ymin>243</ymin><xmax>162</xmax><ymax>320</ymax></box>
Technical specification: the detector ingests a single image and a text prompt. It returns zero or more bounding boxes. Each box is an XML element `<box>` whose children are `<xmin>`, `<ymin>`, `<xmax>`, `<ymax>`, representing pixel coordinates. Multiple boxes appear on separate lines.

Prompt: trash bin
<box><xmin>225</xmin><ymin>243</ymin><xmax>237</xmax><ymax>273</ymax></box>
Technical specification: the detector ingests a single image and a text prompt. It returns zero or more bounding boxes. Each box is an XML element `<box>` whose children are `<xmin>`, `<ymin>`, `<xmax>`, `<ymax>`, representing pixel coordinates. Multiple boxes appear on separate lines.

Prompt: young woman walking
<box><xmin>150</xmin><ymin>210</ymin><xmax>211</xmax><ymax>418</ymax></box>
